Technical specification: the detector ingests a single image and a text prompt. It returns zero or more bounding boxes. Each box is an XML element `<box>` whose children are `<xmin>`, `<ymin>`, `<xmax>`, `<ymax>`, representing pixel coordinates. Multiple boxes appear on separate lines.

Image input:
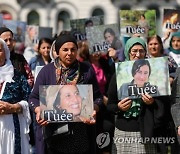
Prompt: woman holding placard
<box><xmin>29</xmin><ymin>33</ymin><xmax>103</xmax><ymax>154</ymax></box>
<box><xmin>107</xmin><ymin>37</ymin><xmax>169</xmax><ymax>154</ymax></box>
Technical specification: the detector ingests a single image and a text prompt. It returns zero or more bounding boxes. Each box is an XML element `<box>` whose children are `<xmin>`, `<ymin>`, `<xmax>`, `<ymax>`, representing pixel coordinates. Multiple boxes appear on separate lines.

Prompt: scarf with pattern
<box><xmin>54</xmin><ymin>58</ymin><xmax>80</xmax><ymax>85</ymax></box>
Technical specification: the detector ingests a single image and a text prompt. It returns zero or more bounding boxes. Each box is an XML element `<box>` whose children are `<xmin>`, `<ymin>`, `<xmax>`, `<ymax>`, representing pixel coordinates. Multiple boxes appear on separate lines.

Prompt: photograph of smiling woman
<box><xmin>116</xmin><ymin>57</ymin><xmax>171</xmax><ymax>100</ymax></box>
<box><xmin>118</xmin><ymin>59</ymin><xmax>159</xmax><ymax>99</ymax></box>
<box><xmin>53</xmin><ymin>85</ymin><xmax>82</xmax><ymax>121</ymax></box>
<box><xmin>40</xmin><ymin>84</ymin><xmax>94</xmax><ymax>122</ymax></box>
<box><xmin>128</xmin><ymin>59</ymin><xmax>159</xmax><ymax>99</ymax></box>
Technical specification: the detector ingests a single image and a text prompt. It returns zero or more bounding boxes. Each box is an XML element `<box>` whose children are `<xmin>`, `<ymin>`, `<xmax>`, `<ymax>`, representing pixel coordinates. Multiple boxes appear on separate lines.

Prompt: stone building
<box><xmin>0</xmin><ymin>0</ymin><xmax>179</xmax><ymax>35</ymax></box>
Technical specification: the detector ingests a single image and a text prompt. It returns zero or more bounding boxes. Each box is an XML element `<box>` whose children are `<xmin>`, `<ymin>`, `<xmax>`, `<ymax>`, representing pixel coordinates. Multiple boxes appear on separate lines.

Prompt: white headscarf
<box><xmin>49</xmin><ymin>40</ymin><xmax>56</xmax><ymax>62</ymax></box>
<box><xmin>0</xmin><ymin>38</ymin><xmax>14</xmax><ymax>83</ymax></box>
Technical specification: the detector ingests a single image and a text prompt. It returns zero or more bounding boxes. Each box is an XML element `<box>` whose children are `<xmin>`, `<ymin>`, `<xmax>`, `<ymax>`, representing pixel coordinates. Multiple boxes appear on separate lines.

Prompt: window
<box><xmin>57</xmin><ymin>11</ymin><xmax>70</xmax><ymax>33</ymax></box>
<box><xmin>27</xmin><ymin>10</ymin><xmax>39</xmax><ymax>25</ymax></box>
<box><xmin>92</xmin><ymin>8</ymin><xmax>104</xmax><ymax>24</ymax></box>
<box><xmin>92</xmin><ymin>8</ymin><xmax>104</xmax><ymax>17</ymax></box>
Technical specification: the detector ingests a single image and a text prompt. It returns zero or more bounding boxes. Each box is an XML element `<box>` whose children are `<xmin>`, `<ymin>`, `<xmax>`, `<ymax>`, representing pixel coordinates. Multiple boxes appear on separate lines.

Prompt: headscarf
<box><xmin>49</xmin><ymin>40</ymin><xmax>56</xmax><ymax>62</ymax></box>
<box><xmin>124</xmin><ymin>37</ymin><xmax>146</xmax><ymax>60</ymax></box>
<box><xmin>0</xmin><ymin>27</ymin><xmax>13</xmax><ymax>36</ymax></box>
<box><xmin>55</xmin><ymin>34</ymin><xmax>78</xmax><ymax>54</ymax></box>
<box><xmin>169</xmin><ymin>31</ymin><xmax>180</xmax><ymax>54</ymax></box>
<box><xmin>0</xmin><ymin>38</ymin><xmax>14</xmax><ymax>83</ymax></box>
<box><xmin>53</xmin><ymin>34</ymin><xmax>80</xmax><ymax>85</ymax></box>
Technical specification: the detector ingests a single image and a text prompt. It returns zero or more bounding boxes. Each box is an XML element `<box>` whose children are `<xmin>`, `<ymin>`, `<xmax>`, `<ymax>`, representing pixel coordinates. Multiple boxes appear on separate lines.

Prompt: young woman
<box><xmin>104</xmin><ymin>28</ymin><xmax>125</xmax><ymax>62</ymax></box>
<box><xmin>54</xmin><ymin>85</ymin><xmax>82</xmax><ymax>118</ymax></box>
<box><xmin>29</xmin><ymin>37</ymin><xmax>52</xmax><ymax>75</ymax></box>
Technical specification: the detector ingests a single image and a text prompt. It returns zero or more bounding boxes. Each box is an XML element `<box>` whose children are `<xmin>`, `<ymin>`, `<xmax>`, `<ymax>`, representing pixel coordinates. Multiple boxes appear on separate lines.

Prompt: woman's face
<box><xmin>58</xmin><ymin>42</ymin><xmax>77</xmax><ymax>67</ymax></box>
<box><xmin>129</xmin><ymin>44</ymin><xmax>146</xmax><ymax>60</ymax></box>
<box><xmin>90</xmin><ymin>52</ymin><xmax>101</xmax><ymax>62</ymax></box>
<box><xmin>148</xmin><ymin>38</ymin><xmax>162</xmax><ymax>57</ymax></box>
<box><xmin>0</xmin><ymin>31</ymin><xmax>14</xmax><ymax>52</ymax></box>
<box><xmin>0</xmin><ymin>43</ymin><xmax>5</xmax><ymax>67</ymax></box>
<box><xmin>39</xmin><ymin>42</ymin><xmax>51</xmax><ymax>58</ymax></box>
<box><xmin>140</xmin><ymin>15</ymin><xmax>145</xmax><ymax>20</ymax></box>
<box><xmin>59</xmin><ymin>85</ymin><xmax>82</xmax><ymax>116</ymax></box>
<box><xmin>104</xmin><ymin>32</ymin><xmax>114</xmax><ymax>44</ymax></box>
<box><xmin>171</xmin><ymin>36</ymin><xmax>180</xmax><ymax>50</ymax></box>
<box><xmin>134</xmin><ymin>65</ymin><xmax>150</xmax><ymax>87</ymax></box>
<box><xmin>28</xmin><ymin>27</ymin><xmax>37</xmax><ymax>40</ymax></box>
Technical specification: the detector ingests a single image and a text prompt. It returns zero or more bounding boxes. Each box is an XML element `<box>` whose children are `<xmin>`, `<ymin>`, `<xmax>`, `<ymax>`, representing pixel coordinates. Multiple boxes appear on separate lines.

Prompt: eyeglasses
<box><xmin>130</xmin><ymin>49</ymin><xmax>146</xmax><ymax>56</ymax></box>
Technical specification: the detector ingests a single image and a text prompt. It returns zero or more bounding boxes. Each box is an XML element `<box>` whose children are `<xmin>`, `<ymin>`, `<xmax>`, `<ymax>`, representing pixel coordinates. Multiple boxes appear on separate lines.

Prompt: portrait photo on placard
<box><xmin>115</xmin><ymin>57</ymin><xmax>171</xmax><ymax>100</ymax></box>
<box><xmin>120</xmin><ymin>10</ymin><xmax>156</xmax><ymax>38</ymax></box>
<box><xmin>39</xmin><ymin>84</ymin><xmax>94</xmax><ymax>122</ymax></box>
<box><xmin>86</xmin><ymin>23</ymin><xmax>120</xmax><ymax>54</ymax></box>
<box><xmin>70</xmin><ymin>15</ymin><xmax>104</xmax><ymax>42</ymax></box>
<box><xmin>162</xmin><ymin>9</ymin><xmax>180</xmax><ymax>34</ymax></box>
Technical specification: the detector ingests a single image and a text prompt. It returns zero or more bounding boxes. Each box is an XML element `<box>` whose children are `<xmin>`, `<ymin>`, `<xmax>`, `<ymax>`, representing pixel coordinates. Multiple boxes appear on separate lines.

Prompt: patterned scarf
<box><xmin>123</xmin><ymin>99</ymin><xmax>142</xmax><ymax>118</ymax></box>
<box><xmin>54</xmin><ymin>58</ymin><xmax>80</xmax><ymax>85</ymax></box>
<box><xmin>123</xmin><ymin>80</ymin><xmax>142</xmax><ymax>118</ymax></box>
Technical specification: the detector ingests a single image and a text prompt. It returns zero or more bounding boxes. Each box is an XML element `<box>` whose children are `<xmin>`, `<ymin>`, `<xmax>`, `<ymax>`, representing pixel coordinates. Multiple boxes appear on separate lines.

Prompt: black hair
<box><xmin>131</xmin><ymin>59</ymin><xmax>151</xmax><ymax>77</ymax></box>
<box><xmin>140</xmin><ymin>14</ymin><xmax>146</xmax><ymax>19</ymax></box>
<box><xmin>104</xmin><ymin>28</ymin><xmax>115</xmax><ymax>39</ymax></box>
<box><xmin>84</xmin><ymin>20</ymin><xmax>93</xmax><ymax>27</ymax></box>
<box><xmin>38</xmin><ymin>37</ymin><xmax>53</xmax><ymax>51</ymax></box>
<box><xmin>0</xmin><ymin>27</ymin><xmax>13</xmax><ymax>36</ymax></box>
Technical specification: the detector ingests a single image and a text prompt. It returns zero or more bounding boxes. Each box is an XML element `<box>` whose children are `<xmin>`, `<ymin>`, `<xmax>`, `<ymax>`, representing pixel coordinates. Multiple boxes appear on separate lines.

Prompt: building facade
<box><xmin>0</xmin><ymin>0</ymin><xmax>179</xmax><ymax>35</ymax></box>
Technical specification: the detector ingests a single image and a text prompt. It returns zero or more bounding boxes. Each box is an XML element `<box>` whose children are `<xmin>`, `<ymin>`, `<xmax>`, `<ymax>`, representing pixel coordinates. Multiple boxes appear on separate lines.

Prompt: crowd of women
<box><xmin>0</xmin><ymin>23</ymin><xmax>180</xmax><ymax>154</ymax></box>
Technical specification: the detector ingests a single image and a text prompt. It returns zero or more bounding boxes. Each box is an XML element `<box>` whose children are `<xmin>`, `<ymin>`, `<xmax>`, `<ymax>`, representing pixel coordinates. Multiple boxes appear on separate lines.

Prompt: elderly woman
<box><xmin>29</xmin><ymin>33</ymin><xmax>103</xmax><ymax>154</ymax></box>
<box><xmin>166</xmin><ymin>32</ymin><xmax>180</xmax><ymax>67</ymax></box>
<box><xmin>0</xmin><ymin>38</ymin><xmax>31</xmax><ymax>153</ymax></box>
<box><xmin>107</xmin><ymin>37</ymin><xmax>168</xmax><ymax>154</ymax></box>
<box><xmin>147</xmin><ymin>35</ymin><xmax>177</xmax><ymax>83</ymax></box>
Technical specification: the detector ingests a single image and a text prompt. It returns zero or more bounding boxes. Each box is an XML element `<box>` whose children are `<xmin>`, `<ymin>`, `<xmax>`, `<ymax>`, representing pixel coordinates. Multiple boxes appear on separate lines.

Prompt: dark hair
<box><xmin>104</xmin><ymin>28</ymin><xmax>115</xmax><ymax>39</ymax></box>
<box><xmin>140</xmin><ymin>14</ymin><xmax>146</xmax><ymax>19</ymax></box>
<box><xmin>0</xmin><ymin>27</ymin><xmax>13</xmax><ymax>36</ymax></box>
<box><xmin>84</xmin><ymin>20</ymin><xmax>93</xmax><ymax>27</ymax></box>
<box><xmin>147</xmin><ymin>35</ymin><xmax>164</xmax><ymax>54</ymax></box>
<box><xmin>78</xmin><ymin>41</ymin><xmax>89</xmax><ymax>61</ymax></box>
<box><xmin>38</xmin><ymin>37</ymin><xmax>53</xmax><ymax>51</ymax></box>
<box><xmin>132</xmin><ymin>59</ymin><xmax>151</xmax><ymax>77</ymax></box>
